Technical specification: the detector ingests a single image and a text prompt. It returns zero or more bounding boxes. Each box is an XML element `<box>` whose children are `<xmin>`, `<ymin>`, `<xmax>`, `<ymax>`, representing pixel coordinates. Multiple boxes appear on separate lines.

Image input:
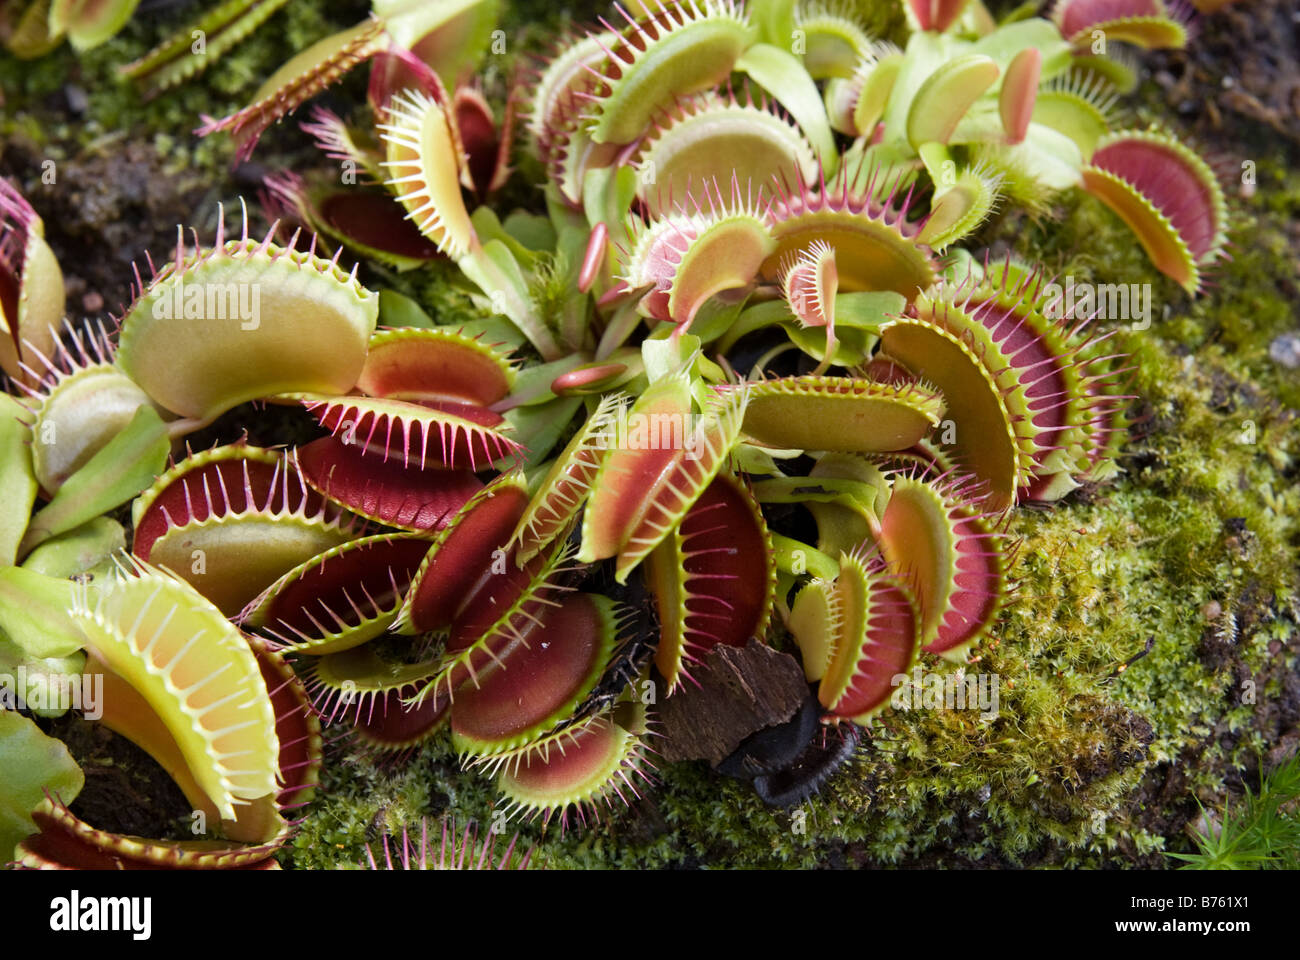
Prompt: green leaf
<box><xmin>780</xmin><ymin>322</ymin><xmax>874</xmax><ymax>365</ymax></box>
<box><xmin>642</xmin><ymin>334</ymin><xmax>701</xmax><ymax>385</ymax></box>
<box><xmin>685</xmin><ymin>296</ymin><xmax>749</xmax><ymax>345</ymax></box>
<box><xmin>0</xmin><ymin>709</ymin><xmax>84</xmax><ymax>860</ymax></box>
<box><xmin>498</xmin><ymin>395</ymin><xmax>583</xmax><ymax>472</ymax></box>
<box><xmin>502</xmin><ymin>210</ymin><xmax>557</xmax><ymax>253</ymax></box>
<box><xmin>0</xmin><ymin>566</ymin><xmax>88</xmax><ymax>658</ymax></box>
<box><xmin>835</xmin><ymin>291</ymin><xmax>908</xmax><ymax>329</ymax></box>
<box><xmin>732</xmin><ymin>442</ymin><xmax>801</xmax><ymax>476</ymax></box>
<box><xmin>378</xmin><ymin>288</ymin><xmax>436</xmax><ymax>329</ymax></box>
<box><xmin>459</xmin><ymin>240</ymin><xmax>560</xmax><ymax>359</ymax></box>
<box><xmin>721</xmin><ymin>292</ymin><xmax>902</xmax><ymax>356</ymax></box>
<box><xmin>0</xmin><ymin>633</ymin><xmax>86</xmax><ymax>719</ymax></box>
<box><xmin>736</xmin><ymin>43</ymin><xmax>838</xmax><ymax>169</ymax></box>
<box><xmin>719</xmin><ymin>299</ymin><xmax>794</xmax><ymax>354</ymax></box>
<box><xmin>19</xmin><ymin>405</ymin><xmax>169</xmax><ymax>557</ymax></box>
<box><xmin>471</xmin><ymin>206</ymin><xmax>543</xmax><ymax>268</ymax></box>
<box><xmin>581</xmin><ymin>165</ymin><xmax>639</xmax><ymax>252</ymax></box>
<box><xmin>969</xmin><ymin>19</ymin><xmax>1071</xmax><ymax>79</ymax></box>
<box><xmin>502</xmin><ymin>354</ymin><xmax>588</xmax><ymax>408</ymax></box>
<box><xmin>748</xmin><ymin>0</ymin><xmax>795</xmax><ymax>46</ymax></box>
<box><xmin>21</xmin><ymin>516</ymin><xmax>125</xmax><ymax>579</ymax></box>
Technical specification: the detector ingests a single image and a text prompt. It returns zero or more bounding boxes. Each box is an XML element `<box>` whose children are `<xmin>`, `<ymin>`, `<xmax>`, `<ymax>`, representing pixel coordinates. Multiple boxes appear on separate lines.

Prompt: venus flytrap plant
<box><xmin>454</xmin><ymin>80</ymin><xmax>519</xmax><ymax>200</ymax></box>
<box><xmin>303</xmin><ymin>645</ymin><xmax>449</xmax><ymax>755</ymax></box>
<box><xmin>763</xmin><ymin>160</ymin><xmax>938</xmax><ymax>300</ymax></box>
<box><xmin>483</xmin><ymin>692</ymin><xmax>656</xmax><ymax>828</ymax></box>
<box><xmin>779</xmin><ymin>239</ymin><xmax>840</xmax><ymax>374</ymax></box>
<box><xmin>619</xmin><ymin>174</ymin><xmax>777</xmax><ymax>336</ymax></box>
<box><xmin>581</xmin><ymin>0</ymin><xmax>756</xmax><ymax>146</ymax></box>
<box><xmin>240</xmin><ymin>532</ymin><xmax>437</xmax><ymax>656</ymax></box>
<box><xmin>0</xmin><ymin>179</ymin><xmax>64</xmax><ymax>390</ymax></box>
<box><xmin>15</xmin><ymin>320</ymin><xmax>163</xmax><ymax>496</ymax></box>
<box><xmin>380</xmin><ymin>87</ymin><xmax>564</xmax><ymax>360</ymax></box>
<box><xmin>198</xmin><ymin>17</ymin><xmax>390</xmax><ymax>163</ymax></box>
<box><xmin>261</xmin><ymin>170</ymin><xmax>443</xmax><ymax>273</ymax></box>
<box><xmin>131</xmin><ymin>443</ymin><xmax>359</xmax><ymax>616</ymax></box>
<box><xmin>188</xmin><ymin>0</ymin><xmax>499</xmax><ymax>161</ymax></box>
<box><xmin>116</xmin><ymin>206</ymin><xmax>379</xmax><ymax>432</ymax></box>
<box><xmin>445</xmin><ymin>589</ymin><xmax>623</xmax><ymax>758</ymax></box>
<box><xmin>793</xmin><ymin>0</ymin><xmax>890</xmax><ymax>79</ymax></box>
<box><xmin>1079</xmin><ymin>129</ymin><xmax>1229</xmax><ymax>294</ymax></box>
<box><xmin>790</xmin><ymin>543</ymin><xmax>920</xmax><ymax>723</ymax></box>
<box><xmin>294</xmin><ymin>434</ymin><xmax>485</xmax><ymax>532</ymax></box>
<box><xmin>9</xmin><ymin>561</ymin><xmax>322</xmax><ymax>868</ymax></box>
<box><xmin>72</xmin><ymin>559</ymin><xmax>283</xmax><ymax>828</ymax></box>
<box><xmin>871</xmin><ymin>468</ymin><xmax>1008</xmax><ymax>661</ymax></box>
<box><xmin>634</xmin><ymin>89</ymin><xmax>819</xmax><ymax>214</ymax></box>
<box><xmin>646</xmin><ymin>471</ymin><xmax>776</xmax><ymax>692</ymax></box>
<box><xmin>1</xmin><ymin>0</ymin><xmax>1244</xmax><ymax>864</ymax></box>
<box><xmin>1052</xmin><ymin>0</ymin><xmax>1193</xmax><ymax>50</ymax></box>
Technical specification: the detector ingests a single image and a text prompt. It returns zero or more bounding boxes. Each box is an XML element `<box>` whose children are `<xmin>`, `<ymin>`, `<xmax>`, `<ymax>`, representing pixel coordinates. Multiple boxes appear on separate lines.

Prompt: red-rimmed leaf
<box><xmin>647</xmin><ymin>473</ymin><xmax>775</xmax><ymax>692</ymax></box>
<box><xmin>14</xmin><ymin>797</ymin><xmax>284</xmax><ymax>870</ymax></box>
<box><xmin>398</xmin><ymin>474</ymin><xmax>530</xmax><ymax>634</ymax></box>
<box><xmin>296</xmin><ymin>434</ymin><xmax>482</xmax><ymax>531</ymax></box>
<box><xmin>355</xmin><ymin>327</ymin><xmax>514</xmax><ymax>406</ymax></box>
<box><xmin>450</xmin><ymin>592</ymin><xmax>616</xmax><ymax>754</ymax></box>
<box><xmin>306</xmin><ymin>395</ymin><xmax>522</xmax><ymax>471</ymax></box>
<box><xmin>243</xmin><ymin>534</ymin><xmax>434</xmax><ymax>654</ymax></box>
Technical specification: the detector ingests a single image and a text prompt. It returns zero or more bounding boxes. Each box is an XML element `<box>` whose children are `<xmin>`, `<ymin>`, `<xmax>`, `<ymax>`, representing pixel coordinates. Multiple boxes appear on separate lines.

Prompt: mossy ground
<box><xmin>2</xmin><ymin>0</ymin><xmax>1296</xmax><ymax>869</ymax></box>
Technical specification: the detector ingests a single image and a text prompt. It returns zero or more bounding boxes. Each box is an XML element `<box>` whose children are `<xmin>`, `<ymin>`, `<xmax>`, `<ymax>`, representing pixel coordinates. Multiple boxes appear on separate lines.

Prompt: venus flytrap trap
<box><xmin>116</xmin><ymin>208</ymin><xmax>379</xmax><ymax>431</ymax></box>
<box><xmin>131</xmin><ymin>443</ymin><xmax>359</xmax><ymax>616</ymax></box>
<box><xmin>0</xmin><ymin>179</ymin><xmax>64</xmax><ymax>390</ymax></box>
<box><xmin>9</xmin><ymin>562</ymin><xmax>321</xmax><ymax>868</ymax></box>
<box><xmin>262</xmin><ymin>169</ymin><xmax>443</xmax><ymax>273</ymax></box>
<box><xmin>16</xmin><ymin>321</ymin><xmax>164</xmax><ymax>496</ymax></box>
<box><xmin>0</xmin><ymin>0</ymin><xmax>1256</xmax><ymax>871</ymax></box>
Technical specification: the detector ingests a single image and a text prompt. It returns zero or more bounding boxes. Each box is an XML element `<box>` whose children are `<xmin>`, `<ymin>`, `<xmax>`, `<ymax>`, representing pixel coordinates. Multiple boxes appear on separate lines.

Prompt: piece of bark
<box><xmin>656</xmin><ymin>639</ymin><xmax>810</xmax><ymax>766</ymax></box>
